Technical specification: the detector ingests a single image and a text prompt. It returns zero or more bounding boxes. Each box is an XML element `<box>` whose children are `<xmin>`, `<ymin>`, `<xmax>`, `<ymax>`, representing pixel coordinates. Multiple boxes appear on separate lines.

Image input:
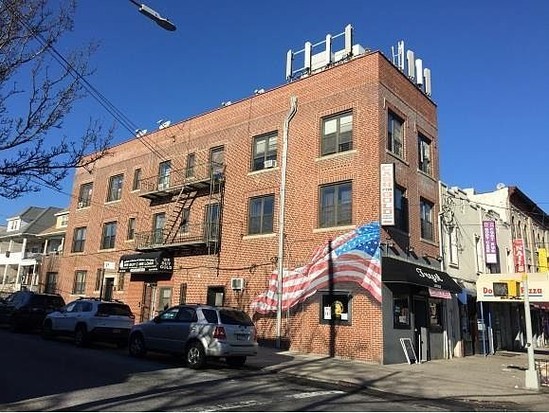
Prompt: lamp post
<box><xmin>129</xmin><ymin>0</ymin><xmax>176</xmax><ymax>31</ymax></box>
<box><xmin>522</xmin><ymin>273</ymin><xmax>540</xmax><ymax>390</ymax></box>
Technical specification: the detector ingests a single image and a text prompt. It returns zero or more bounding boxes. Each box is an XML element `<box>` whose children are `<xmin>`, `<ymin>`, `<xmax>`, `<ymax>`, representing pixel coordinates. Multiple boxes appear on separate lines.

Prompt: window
<box><xmin>72</xmin><ymin>227</ymin><xmax>87</xmax><ymax>252</ymax></box>
<box><xmin>387</xmin><ymin>110</ymin><xmax>404</xmax><ymax>158</ymax></box>
<box><xmin>252</xmin><ymin>132</ymin><xmax>277</xmax><ymax>171</ymax></box>
<box><xmin>206</xmin><ymin>286</ymin><xmax>224</xmax><ymax>306</ymax></box>
<box><xmin>101</xmin><ymin>221</ymin><xmax>117</xmax><ymax>249</ymax></box>
<box><xmin>429</xmin><ymin>300</ymin><xmax>443</xmax><ymax>331</ymax></box>
<box><xmin>248</xmin><ymin>195</ymin><xmax>274</xmax><ymax>235</ymax></box>
<box><xmin>153</xmin><ymin>213</ymin><xmax>165</xmax><ymax>244</ymax></box>
<box><xmin>210</xmin><ymin>146</ymin><xmax>225</xmax><ymax>177</ymax></box>
<box><xmin>319</xmin><ymin>181</ymin><xmax>352</xmax><ymax>228</ymax></box>
<box><xmin>73</xmin><ymin>270</ymin><xmax>87</xmax><ymax>294</ymax></box>
<box><xmin>45</xmin><ymin>272</ymin><xmax>57</xmax><ymax>294</ymax></box>
<box><xmin>158</xmin><ymin>161</ymin><xmax>171</xmax><ymax>190</ymax></box>
<box><xmin>179</xmin><ymin>208</ymin><xmax>190</xmax><ymax>233</ymax></box>
<box><xmin>132</xmin><ymin>168</ymin><xmax>142</xmax><ymax>191</ymax></box>
<box><xmin>475</xmin><ymin>234</ymin><xmax>483</xmax><ymax>273</ymax></box>
<box><xmin>420</xmin><ymin>198</ymin><xmax>434</xmax><ymax>241</ymax></box>
<box><xmin>58</xmin><ymin>214</ymin><xmax>69</xmax><ymax>228</ymax></box>
<box><xmin>185</xmin><ymin>153</ymin><xmax>196</xmax><ymax>178</ymax></box>
<box><xmin>107</xmin><ymin>174</ymin><xmax>124</xmax><ymax>202</ymax></box>
<box><xmin>204</xmin><ymin>203</ymin><xmax>219</xmax><ymax>240</ymax></box>
<box><xmin>320</xmin><ymin>292</ymin><xmax>351</xmax><ymax>324</ymax></box>
<box><xmin>393</xmin><ymin>295</ymin><xmax>410</xmax><ymax>329</ymax></box>
<box><xmin>127</xmin><ymin>217</ymin><xmax>136</xmax><ymax>240</ymax></box>
<box><xmin>158</xmin><ymin>287</ymin><xmax>172</xmax><ymax>311</ymax></box>
<box><xmin>95</xmin><ymin>268</ymin><xmax>102</xmax><ymax>291</ymax></box>
<box><xmin>418</xmin><ymin>133</ymin><xmax>432</xmax><ymax>175</ymax></box>
<box><xmin>78</xmin><ymin>183</ymin><xmax>93</xmax><ymax>208</ymax></box>
<box><xmin>394</xmin><ymin>185</ymin><xmax>409</xmax><ymax>232</ymax></box>
<box><xmin>321</xmin><ymin>112</ymin><xmax>353</xmax><ymax>156</ymax></box>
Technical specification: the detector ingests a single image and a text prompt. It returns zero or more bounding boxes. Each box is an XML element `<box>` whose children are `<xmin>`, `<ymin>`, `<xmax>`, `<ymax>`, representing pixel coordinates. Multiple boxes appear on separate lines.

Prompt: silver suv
<box><xmin>42</xmin><ymin>298</ymin><xmax>135</xmax><ymax>347</ymax></box>
<box><xmin>128</xmin><ymin>304</ymin><xmax>258</xmax><ymax>369</ymax></box>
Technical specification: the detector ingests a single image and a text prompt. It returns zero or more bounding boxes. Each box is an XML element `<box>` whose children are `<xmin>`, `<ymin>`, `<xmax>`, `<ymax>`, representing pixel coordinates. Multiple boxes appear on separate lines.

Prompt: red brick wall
<box><xmin>58</xmin><ymin>51</ymin><xmax>438</xmax><ymax>362</ymax></box>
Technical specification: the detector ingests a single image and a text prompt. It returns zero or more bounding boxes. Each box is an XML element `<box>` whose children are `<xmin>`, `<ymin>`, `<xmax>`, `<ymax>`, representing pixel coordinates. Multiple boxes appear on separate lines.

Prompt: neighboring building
<box><xmin>36</xmin><ymin>209</ymin><xmax>69</xmax><ymax>294</ymax></box>
<box><xmin>57</xmin><ymin>26</ymin><xmax>461</xmax><ymax>364</ymax></box>
<box><xmin>466</xmin><ymin>185</ymin><xmax>549</xmax><ymax>350</ymax></box>
<box><xmin>438</xmin><ymin>183</ymin><xmax>513</xmax><ymax>357</ymax></box>
<box><xmin>0</xmin><ymin>206</ymin><xmax>63</xmax><ymax>293</ymax></box>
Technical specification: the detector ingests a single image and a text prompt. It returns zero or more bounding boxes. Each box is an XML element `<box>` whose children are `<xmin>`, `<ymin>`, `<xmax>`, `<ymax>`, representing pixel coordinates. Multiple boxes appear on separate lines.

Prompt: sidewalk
<box><xmin>246</xmin><ymin>347</ymin><xmax>549</xmax><ymax>411</ymax></box>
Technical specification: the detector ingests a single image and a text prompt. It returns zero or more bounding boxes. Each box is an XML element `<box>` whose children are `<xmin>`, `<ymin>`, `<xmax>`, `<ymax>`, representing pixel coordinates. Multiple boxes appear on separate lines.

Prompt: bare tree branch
<box><xmin>0</xmin><ymin>0</ymin><xmax>112</xmax><ymax>199</ymax></box>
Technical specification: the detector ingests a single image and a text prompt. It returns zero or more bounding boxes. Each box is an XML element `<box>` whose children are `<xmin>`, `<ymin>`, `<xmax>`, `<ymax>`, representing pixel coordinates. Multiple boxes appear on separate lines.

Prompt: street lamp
<box><xmin>129</xmin><ymin>0</ymin><xmax>176</xmax><ymax>31</ymax></box>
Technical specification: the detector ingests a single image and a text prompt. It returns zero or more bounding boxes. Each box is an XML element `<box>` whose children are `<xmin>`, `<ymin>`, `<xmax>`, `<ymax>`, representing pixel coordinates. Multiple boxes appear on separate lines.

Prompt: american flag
<box><xmin>250</xmin><ymin>221</ymin><xmax>382</xmax><ymax>314</ymax></box>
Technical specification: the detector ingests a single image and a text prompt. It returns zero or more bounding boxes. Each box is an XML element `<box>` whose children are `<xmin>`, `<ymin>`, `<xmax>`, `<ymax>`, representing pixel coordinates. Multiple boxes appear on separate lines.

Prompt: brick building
<box><xmin>58</xmin><ymin>28</ymin><xmax>461</xmax><ymax>364</ymax></box>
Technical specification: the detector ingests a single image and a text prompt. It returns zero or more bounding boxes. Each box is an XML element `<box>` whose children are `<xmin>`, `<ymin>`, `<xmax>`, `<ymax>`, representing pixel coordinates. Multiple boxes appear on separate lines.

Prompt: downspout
<box><xmin>276</xmin><ymin>96</ymin><xmax>298</xmax><ymax>349</ymax></box>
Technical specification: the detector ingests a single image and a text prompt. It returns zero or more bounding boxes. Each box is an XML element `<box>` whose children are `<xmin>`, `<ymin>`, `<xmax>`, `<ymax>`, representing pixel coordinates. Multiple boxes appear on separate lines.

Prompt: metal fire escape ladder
<box><xmin>163</xmin><ymin>185</ymin><xmax>197</xmax><ymax>244</ymax></box>
<box><xmin>207</xmin><ymin>165</ymin><xmax>226</xmax><ymax>255</ymax></box>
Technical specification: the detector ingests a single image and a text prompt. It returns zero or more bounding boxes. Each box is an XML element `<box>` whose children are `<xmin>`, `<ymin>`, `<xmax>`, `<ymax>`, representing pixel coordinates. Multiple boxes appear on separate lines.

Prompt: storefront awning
<box><xmin>476</xmin><ymin>273</ymin><xmax>549</xmax><ymax>302</ymax></box>
<box><xmin>119</xmin><ymin>251</ymin><xmax>174</xmax><ymax>274</ymax></box>
<box><xmin>382</xmin><ymin>257</ymin><xmax>462</xmax><ymax>293</ymax></box>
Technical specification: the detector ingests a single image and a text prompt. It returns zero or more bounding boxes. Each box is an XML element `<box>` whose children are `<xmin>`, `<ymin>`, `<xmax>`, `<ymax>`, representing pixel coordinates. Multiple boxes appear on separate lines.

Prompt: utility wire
<box><xmin>3</xmin><ymin>1</ymin><xmax>170</xmax><ymax>161</ymax></box>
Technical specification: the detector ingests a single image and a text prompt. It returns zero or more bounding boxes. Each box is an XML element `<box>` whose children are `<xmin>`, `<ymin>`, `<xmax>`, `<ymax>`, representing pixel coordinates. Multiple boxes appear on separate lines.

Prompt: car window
<box><xmin>202</xmin><ymin>309</ymin><xmax>218</xmax><ymax>324</ymax></box>
<box><xmin>159</xmin><ymin>307</ymin><xmax>179</xmax><ymax>321</ymax></box>
<box><xmin>97</xmin><ymin>303</ymin><xmax>133</xmax><ymax>317</ymax></box>
<box><xmin>64</xmin><ymin>302</ymin><xmax>78</xmax><ymax>312</ymax></box>
<box><xmin>219</xmin><ymin>309</ymin><xmax>254</xmax><ymax>326</ymax></box>
<box><xmin>48</xmin><ymin>297</ymin><xmax>65</xmax><ymax>308</ymax></box>
<box><xmin>177</xmin><ymin>307</ymin><xmax>197</xmax><ymax>322</ymax></box>
<box><xmin>81</xmin><ymin>302</ymin><xmax>93</xmax><ymax>312</ymax></box>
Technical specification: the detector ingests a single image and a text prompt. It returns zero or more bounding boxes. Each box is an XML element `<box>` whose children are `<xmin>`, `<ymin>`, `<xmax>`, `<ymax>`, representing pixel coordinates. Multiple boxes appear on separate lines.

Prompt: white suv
<box><xmin>42</xmin><ymin>298</ymin><xmax>135</xmax><ymax>348</ymax></box>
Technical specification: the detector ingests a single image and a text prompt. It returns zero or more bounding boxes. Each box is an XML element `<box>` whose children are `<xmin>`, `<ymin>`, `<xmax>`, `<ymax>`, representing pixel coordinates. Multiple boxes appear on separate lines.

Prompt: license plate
<box><xmin>236</xmin><ymin>334</ymin><xmax>247</xmax><ymax>341</ymax></box>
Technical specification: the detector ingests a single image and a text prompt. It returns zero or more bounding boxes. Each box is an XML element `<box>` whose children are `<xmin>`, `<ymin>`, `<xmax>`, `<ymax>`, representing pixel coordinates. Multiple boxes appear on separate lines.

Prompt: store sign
<box><xmin>428</xmin><ymin>287</ymin><xmax>452</xmax><ymax>299</ymax></box>
<box><xmin>476</xmin><ymin>273</ymin><xmax>549</xmax><ymax>302</ymax></box>
<box><xmin>513</xmin><ymin>239</ymin><xmax>526</xmax><ymax>272</ymax></box>
<box><xmin>380</xmin><ymin>163</ymin><xmax>395</xmax><ymax>226</ymax></box>
<box><xmin>482</xmin><ymin>221</ymin><xmax>498</xmax><ymax>264</ymax></box>
<box><xmin>538</xmin><ymin>248</ymin><xmax>548</xmax><ymax>272</ymax></box>
<box><xmin>119</xmin><ymin>252</ymin><xmax>174</xmax><ymax>274</ymax></box>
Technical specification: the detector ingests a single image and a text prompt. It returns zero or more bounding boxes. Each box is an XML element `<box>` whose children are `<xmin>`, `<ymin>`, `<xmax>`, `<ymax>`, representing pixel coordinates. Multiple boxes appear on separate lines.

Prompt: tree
<box><xmin>0</xmin><ymin>0</ymin><xmax>111</xmax><ymax>199</ymax></box>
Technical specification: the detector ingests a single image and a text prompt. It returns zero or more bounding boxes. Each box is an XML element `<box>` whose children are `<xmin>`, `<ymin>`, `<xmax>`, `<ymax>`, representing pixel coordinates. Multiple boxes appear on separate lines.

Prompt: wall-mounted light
<box><xmin>406</xmin><ymin>245</ymin><xmax>415</xmax><ymax>253</ymax></box>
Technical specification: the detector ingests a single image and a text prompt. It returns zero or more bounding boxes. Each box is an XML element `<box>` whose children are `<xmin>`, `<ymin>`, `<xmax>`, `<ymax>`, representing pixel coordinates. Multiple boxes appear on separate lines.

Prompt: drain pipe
<box><xmin>276</xmin><ymin>96</ymin><xmax>298</xmax><ymax>349</ymax></box>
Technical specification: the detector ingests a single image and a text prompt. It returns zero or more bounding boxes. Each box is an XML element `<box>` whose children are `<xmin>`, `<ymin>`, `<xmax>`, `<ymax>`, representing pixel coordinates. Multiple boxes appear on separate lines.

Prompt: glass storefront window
<box><xmin>429</xmin><ymin>299</ymin><xmax>443</xmax><ymax>331</ymax></box>
<box><xmin>320</xmin><ymin>293</ymin><xmax>351</xmax><ymax>324</ymax></box>
<box><xmin>393</xmin><ymin>295</ymin><xmax>410</xmax><ymax>329</ymax></box>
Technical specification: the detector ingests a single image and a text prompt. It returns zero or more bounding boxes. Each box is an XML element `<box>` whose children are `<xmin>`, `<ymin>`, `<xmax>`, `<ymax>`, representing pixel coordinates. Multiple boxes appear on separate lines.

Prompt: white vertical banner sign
<box><xmin>380</xmin><ymin>163</ymin><xmax>395</xmax><ymax>226</ymax></box>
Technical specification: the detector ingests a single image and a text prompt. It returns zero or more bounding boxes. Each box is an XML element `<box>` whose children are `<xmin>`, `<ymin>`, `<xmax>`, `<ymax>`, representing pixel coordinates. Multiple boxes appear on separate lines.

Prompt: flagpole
<box><xmin>276</xmin><ymin>96</ymin><xmax>298</xmax><ymax>349</ymax></box>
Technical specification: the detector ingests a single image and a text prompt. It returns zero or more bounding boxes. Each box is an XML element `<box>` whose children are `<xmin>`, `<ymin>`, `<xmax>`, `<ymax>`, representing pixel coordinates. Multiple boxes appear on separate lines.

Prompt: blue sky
<box><xmin>1</xmin><ymin>0</ymin><xmax>548</xmax><ymax>220</ymax></box>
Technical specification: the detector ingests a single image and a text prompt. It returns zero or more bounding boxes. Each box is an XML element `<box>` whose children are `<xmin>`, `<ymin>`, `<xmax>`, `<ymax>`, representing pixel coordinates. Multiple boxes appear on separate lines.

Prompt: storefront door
<box><xmin>414</xmin><ymin>297</ymin><xmax>429</xmax><ymax>361</ymax></box>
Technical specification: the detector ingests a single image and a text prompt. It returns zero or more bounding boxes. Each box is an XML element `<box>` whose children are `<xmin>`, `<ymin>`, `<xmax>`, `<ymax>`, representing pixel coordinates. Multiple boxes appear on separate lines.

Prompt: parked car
<box><xmin>128</xmin><ymin>304</ymin><xmax>258</xmax><ymax>369</ymax></box>
<box><xmin>42</xmin><ymin>297</ymin><xmax>135</xmax><ymax>347</ymax></box>
<box><xmin>0</xmin><ymin>290</ymin><xmax>65</xmax><ymax>332</ymax></box>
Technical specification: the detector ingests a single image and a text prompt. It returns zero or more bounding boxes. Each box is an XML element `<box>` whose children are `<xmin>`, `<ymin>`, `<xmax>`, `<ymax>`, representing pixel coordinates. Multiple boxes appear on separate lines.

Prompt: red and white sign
<box><xmin>380</xmin><ymin>163</ymin><xmax>395</xmax><ymax>226</ymax></box>
<box><xmin>428</xmin><ymin>287</ymin><xmax>452</xmax><ymax>300</ymax></box>
<box><xmin>513</xmin><ymin>239</ymin><xmax>526</xmax><ymax>272</ymax></box>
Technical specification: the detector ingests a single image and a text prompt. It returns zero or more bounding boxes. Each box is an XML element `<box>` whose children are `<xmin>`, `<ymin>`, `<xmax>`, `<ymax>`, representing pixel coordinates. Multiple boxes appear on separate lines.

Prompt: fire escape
<box><xmin>135</xmin><ymin>160</ymin><xmax>225</xmax><ymax>255</ymax></box>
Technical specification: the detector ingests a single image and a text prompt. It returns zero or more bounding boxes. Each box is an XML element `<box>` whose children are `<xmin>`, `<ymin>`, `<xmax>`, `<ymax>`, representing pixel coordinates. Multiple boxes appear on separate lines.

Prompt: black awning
<box><xmin>382</xmin><ymin>257</ymin><xmax>462</xmax><ymax>293</ymax></box>
<box><xmin>119</xmin><ymin>251</ymin><xmax>174</xmax><ymax>274</ymax></box>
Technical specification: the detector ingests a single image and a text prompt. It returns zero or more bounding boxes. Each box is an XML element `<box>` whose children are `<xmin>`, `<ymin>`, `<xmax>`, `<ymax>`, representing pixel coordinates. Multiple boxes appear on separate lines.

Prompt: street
<box><xmin>0</xmin><ymin>329</ymin><xmax>509</xmax><ymax>411</ymax></box>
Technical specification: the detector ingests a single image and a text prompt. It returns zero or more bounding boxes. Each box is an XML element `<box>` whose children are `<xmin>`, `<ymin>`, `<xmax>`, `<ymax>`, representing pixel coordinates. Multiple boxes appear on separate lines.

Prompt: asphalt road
<box><xmin>0</xmin><ymin>328</ymin><xmax>495</xmax><ymax>411</ymax></box>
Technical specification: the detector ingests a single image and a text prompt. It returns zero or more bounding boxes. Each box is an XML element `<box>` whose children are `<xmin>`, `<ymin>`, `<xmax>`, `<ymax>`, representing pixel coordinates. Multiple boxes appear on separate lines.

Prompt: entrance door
<box><xmin>140</xmin><ymin>283</ymin><xmax>156</xmax><ymax>322</ymax></box>
<box><xmin>103</xmin><ymin>278</ymin><xmax>115</xmax><ymax>301</ymax></box>
<box><xmin>413</xmin><ymin>297</ymin><xmax>429</xmax><ymax>361</ymax></box>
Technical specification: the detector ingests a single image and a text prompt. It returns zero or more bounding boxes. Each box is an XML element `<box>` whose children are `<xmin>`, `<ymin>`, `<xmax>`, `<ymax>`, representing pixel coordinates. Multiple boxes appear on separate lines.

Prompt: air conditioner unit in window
<box><xmin>231</xmin><ymin>277</ymin><xmax>245</xmax><ymax>291</ymax></box>
<box><xmin>264</xmin><ymin>159</ymin><xmax>277</xmax><ymax>169</ymax></box>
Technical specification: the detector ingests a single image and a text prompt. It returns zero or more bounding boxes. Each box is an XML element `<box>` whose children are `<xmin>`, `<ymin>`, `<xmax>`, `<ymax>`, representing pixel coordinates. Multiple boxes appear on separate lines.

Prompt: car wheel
<box><xmin>185</xmin><ymin>342</ymin><xmax>206</xmax><ymax>369</ymax></box>
<box><xmin>42</xmin><ymin>320</ymin><xmax>54</xmax><ymax>340</ymax></box>
<box><xmin>74</xmin><ymin>325</ymin><xmax>89</xmax><ymax>347</ymax></box>
<box><xmin>128</xmin><ymin>333</ymin><xmax>146</xmax><ymax>357</ymax></box>
<box><xmin>226</xmin><ymin>356</ymin><xmax>247</xmax><ymax>368</ymax></box>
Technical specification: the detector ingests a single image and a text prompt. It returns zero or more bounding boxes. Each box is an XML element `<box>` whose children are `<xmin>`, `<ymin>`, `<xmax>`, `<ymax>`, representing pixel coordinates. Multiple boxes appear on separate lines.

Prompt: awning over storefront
<box><xmin>476</xmin><ymin>273</ymin><xmax>549</xmax><ymax>302</ymax></box>
<box><xmin>382</xmin><ymin>257</ymin><xmax>462</xmax><ymax>293</ymax></box>
<box><xmin>118</xmin><ymin>251</ymin><xmax>174</xmax><ymax>274</ymax></box>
